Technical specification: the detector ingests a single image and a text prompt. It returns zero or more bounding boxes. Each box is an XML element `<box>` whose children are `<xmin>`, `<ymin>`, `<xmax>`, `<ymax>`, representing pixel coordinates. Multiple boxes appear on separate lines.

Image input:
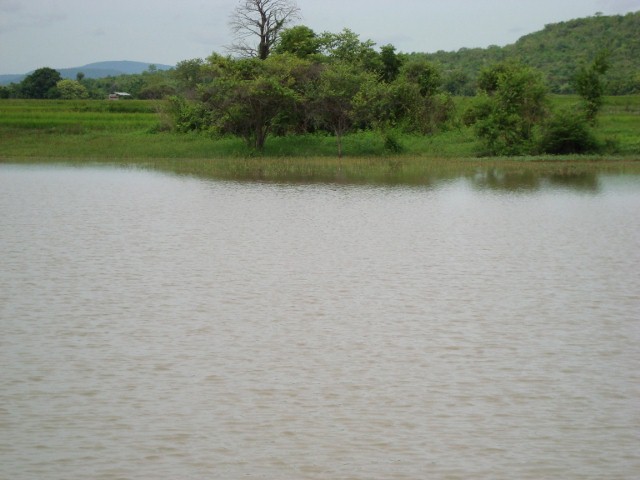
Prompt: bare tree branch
<box><xmin>227</xmin><ymin>0</ymin><xmax>301</xmax><ymax>59</ymax></box>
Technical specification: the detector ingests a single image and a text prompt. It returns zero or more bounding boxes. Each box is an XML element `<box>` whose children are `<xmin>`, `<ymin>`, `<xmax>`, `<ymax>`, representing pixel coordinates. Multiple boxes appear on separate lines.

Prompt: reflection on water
<box><xmin>471</xmin><ymin>169</ymin><xmax>601</xmax><ymax>192</ymax></box>
<box><xmin>1</xmin><ymin>164</ymin><xmax>639</xmax><ymax>480</ymax></box>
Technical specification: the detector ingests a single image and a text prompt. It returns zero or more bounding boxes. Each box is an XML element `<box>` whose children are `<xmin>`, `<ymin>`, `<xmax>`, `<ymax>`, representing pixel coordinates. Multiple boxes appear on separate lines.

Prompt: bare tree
<box><xmin>228</xmin><ymin>0</ymin><xmax>300</xmax><ymax>60</ymax></box>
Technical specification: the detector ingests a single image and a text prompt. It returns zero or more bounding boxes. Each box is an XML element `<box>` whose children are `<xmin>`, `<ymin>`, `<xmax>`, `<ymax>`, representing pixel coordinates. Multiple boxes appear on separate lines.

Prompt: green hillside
<box><xmin>422</xmin><ymin>11</ymin><xmax>640</xmax><ymax>95</ymax></box>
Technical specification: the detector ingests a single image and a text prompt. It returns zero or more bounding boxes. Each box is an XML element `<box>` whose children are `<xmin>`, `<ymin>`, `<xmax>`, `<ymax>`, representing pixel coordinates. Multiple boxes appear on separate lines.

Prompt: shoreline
<box><xmin>3</xmin><ymin>155</ymin><xmax>640</xmax><ymax>185</ymax></box>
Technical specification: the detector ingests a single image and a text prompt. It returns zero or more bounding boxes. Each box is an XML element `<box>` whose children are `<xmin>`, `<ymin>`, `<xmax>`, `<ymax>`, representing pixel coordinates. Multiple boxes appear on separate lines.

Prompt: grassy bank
<box><xmin>1</xmin><ymin>97</ymin><xmax>639</xmax><ymax>183</ymax></box>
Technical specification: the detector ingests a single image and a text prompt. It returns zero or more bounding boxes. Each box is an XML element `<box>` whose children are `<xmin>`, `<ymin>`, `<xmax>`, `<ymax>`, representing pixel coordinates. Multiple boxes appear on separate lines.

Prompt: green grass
<box><xmin>1</xmin><ymin>97</ymin><xmax>639</xmax><ymax>183</ymax></box>
<box><xmin>0</xmin><ymin>99</ymin><xmax>159</xmax><ymax>132</ymax></box>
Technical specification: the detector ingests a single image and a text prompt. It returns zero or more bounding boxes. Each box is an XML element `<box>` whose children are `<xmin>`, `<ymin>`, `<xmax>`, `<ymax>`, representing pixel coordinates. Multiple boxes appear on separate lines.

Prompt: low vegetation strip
<box><xmin>1</xmin><ymin>97</ymin><xmax>639</xmax><ymax>183</ymax></box>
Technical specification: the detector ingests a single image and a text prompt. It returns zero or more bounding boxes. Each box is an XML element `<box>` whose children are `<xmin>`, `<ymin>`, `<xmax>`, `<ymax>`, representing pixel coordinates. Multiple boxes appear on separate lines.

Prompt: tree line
<box><xmin>0</xmin><ymin>0</ymin><xmax>617</xmax><ymax>156</ymax></box>
<box><xmin>0</xmin><ymin>65</ymin><xmax>174</xmax><ymax>100</ymax></box>
<box><xmin>163</xmin><ymin>0</ymin><xmax>610</xmax><ymax>156</ymax></box>
<box><xmin>167</xmin><ymin>26</ymin><xmax>455</xmax><ymax>155</ymax></box>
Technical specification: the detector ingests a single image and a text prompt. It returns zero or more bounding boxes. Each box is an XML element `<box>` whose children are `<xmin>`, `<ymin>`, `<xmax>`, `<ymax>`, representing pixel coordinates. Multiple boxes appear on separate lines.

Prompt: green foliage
<box><xmin>275</xmin><ymin>25</ymin><xmax>321</xmax><ymax>57</ymax></box>
<box><xmin>174</xmin><ymin>59</ymin><xmax>204</xmax><ymax>85</ymax></box>
<box><xmin>379</xmin><ymin>44</ymin><xmax>402</xmax><ymax>83</ymax></box>
<box><xmin>200</xmin><ymin>55</ymin><xmax>305</xmax><ymax>149</ymax></box>
<box><xmin>421</xmin><ymin>11</ymin><xmax>640</xmax><ymax>95</ymax></box>
<box><xmin>55</xmin><ymin>79</ymin><xmax>89</xmax><ymax>100</ymax></box>
<box><xmin>66</xmin><ymin>67</ymin><xmax>178</xmax><ymax>100</ymax></box>
<box><xmin>538</xmin><ymin>108</ymin><xmax>599</xmax><ymax>154</ymax></box>
<box><xmin>400</xmin><ymin>60</ymin><xmax>442</xmax><ymax>97</ymax></box>
<box><xmin>309</xmin><ymin>61</ymin><xmax>375</xmax><ymax>157</ymax></box>
<box><xmin>318</xmin><ymin>29</ymin><xmax>382</xmax><ymax>73</ymax></box>
<box><xmin>351</xmin><ymin>75</ymin><xmax>398</xmax><ymax>129</ymax></box>
<box><xmin>382</xmin><ymin>129</ymin><xmax>405</xmax><ymax>153</ymax></box>
<box><xmin>20</xmin><ymin>67</ymin><xmax>62</xmax><ymax>99</ymax></box>
<box><xmin>2</xmin><ymin>97</ymin><xmax>640</xmax><ymax>168</ymax></box>
<box><xmin>166</xmin><ymin>96</ymin><xmax>211</xmax><ymax>133</ymax></box>
<box><xmin>573</xmin><ymin>51</ymin><xmax>610</xmax><ymax>122</ymax></box>
<box><xmin>443</xmin><ymin>69</ymin><xmax>473</xmax><ymax>96</ymax></box>
<box><xmin>163</xmin><ymin>29</ymin><xmax>455</xmax><ymax>154</ymax></box>
<box><xmin>346</xmin><ymin>59</ymin><xmax>452</xmax><ymax>136</ymax></box>
<box><xmin>468</xmin><ymin>62</ymin><xmax>548</xmax><ymax>155</ymax></box>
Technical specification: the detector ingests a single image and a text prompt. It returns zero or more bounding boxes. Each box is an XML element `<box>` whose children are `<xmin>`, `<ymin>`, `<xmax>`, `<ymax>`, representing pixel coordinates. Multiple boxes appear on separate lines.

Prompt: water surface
<box><xmin>1</xmin><ymin>164</ymin><xmax>639</xmax><ymax>479</ymax></box>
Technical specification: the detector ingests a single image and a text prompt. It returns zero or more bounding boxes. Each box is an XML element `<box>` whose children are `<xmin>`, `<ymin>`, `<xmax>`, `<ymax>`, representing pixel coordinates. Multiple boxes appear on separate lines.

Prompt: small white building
<box><xmin>108</xmin><ymin>92</ymin><xmax>132</xmax><ymax>100</ymax></box>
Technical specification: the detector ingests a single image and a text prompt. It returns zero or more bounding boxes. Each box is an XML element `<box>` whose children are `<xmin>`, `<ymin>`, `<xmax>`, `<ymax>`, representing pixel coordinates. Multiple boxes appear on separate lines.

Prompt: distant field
<box><xmin>1</xmin><ymin>97</ymin><xmax>639</xmax><ymax>182</ymax></box>
<box><xmin>0</xmin><ymin>99</ymin><xmax>158</xmax><ymax>132</ymax></box>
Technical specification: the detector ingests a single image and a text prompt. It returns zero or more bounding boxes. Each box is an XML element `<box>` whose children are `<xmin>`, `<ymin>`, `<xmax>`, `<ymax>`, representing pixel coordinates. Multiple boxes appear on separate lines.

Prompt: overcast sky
<box><xmin>1</xmin><ymin>0</ymin><xmax>639</xmax><ymax>74</ymax></box>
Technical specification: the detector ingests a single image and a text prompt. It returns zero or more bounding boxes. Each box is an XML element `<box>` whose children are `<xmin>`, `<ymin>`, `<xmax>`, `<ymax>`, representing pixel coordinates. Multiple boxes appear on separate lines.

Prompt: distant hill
<box><xmin>0</xmin><ymin>61</ymin><xmax>173</xmax><ymax>86</ymax></box>
<box><xmin>420</xmin><ymin>11</ymin><xmax>640</xmax><ymax>94</ymax></box>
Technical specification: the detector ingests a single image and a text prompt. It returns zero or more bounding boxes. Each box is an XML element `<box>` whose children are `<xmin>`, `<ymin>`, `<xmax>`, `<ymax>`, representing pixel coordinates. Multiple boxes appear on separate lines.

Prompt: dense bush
<box><xmin>538</xmin><ymin>109</ymin><xmax>599</xmax><ymax>154</ymax></box>
<box><xmin>165</xmin><ymin>96</ymin><xmax>211</xmax><ymax>133</ymax></box>
<box><xmin>466</xmin><ymin>62</ymin><xmax>548</xmax><ymax>155</ymax></box>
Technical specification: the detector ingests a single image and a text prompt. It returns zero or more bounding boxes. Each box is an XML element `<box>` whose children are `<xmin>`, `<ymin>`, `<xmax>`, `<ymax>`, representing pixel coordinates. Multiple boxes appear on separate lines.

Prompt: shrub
<box><xmin>383</xmin><ymin>130</ymin><xmax>405</xmax><ymax>153</ymax></box>
<box><xmin>466</xmin><ymin>62</ymin><xmax>548</xmax><ymax>155</ymax></box>
<box><xmin>165</xmin><ymin>96</ymin><xmax>211</xmax><ymax>133</ymax></box>
<box><xmin>539</xmin><ymin>109</ymin><xmax>599</xmax><ymax>154</ymax></box>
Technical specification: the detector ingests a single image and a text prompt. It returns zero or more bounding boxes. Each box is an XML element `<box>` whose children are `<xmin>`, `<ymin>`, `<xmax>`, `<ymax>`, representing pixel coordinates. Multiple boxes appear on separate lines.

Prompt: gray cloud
<box><xmin>2</xmin><ymin>0</ymin><xmax>639</xmax><ymax>74</ymax></box>
<box><xmin>597</xmin><ymin>0</ymin><xmax>640</xmax><ymax>13</ymax></box>
<box><xmin>0</xmin><ymin>0</ymin><xmax>22</xmax><ymax>13</ymax></box>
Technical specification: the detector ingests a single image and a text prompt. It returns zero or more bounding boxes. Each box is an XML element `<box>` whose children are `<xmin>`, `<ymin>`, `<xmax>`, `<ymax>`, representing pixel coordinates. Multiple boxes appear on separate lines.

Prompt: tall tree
<box><xmin>467</xmin><ymin>62</ymin><xmax>548</xmax><ymax>155</ymax></box>
<box><xmin>201</xmin><ymin>55</ymin><xmax>305</xmax><ymax>150</ymax></box>
<box><xmin>573</xmin><ymin>51</ymin><xmax>609</xmax><ymax>123</ymax></box>
<box><xmin>229</xmin><ymin>0</ymin><xmax>300</xmax><ymax>60</ymax></box>
<box><xmin>274</xmin><ymin>25</ymin><xmax>320</xmax><ymax>57</ymax></box>
<box><xmin>318</xmin><ymin>28</ymin><xmax>382</xmax><ymax>73</ymax></box>
<box><xmin>379</xmin><ymin>44</ymin><xmax>402</xmax><ymax>83</ymax></box>
<box><xmin>20</xmin><ymin>67</ymin><xmax>62</xmax><ymax>99</ymax></box>
<box><xmin>173</xmin><ymin>58</ymin><xmax>206</xmax><ymax>98</ymax></box>
<box><xmin>400</xmin><ymin>59</ymin><xmax>441</xmax><ymax>97</ymax></box>
<box><xmin>309</xmin><ymin>62</ymin><xmax>373</xmax><ymax>158</ymax></box>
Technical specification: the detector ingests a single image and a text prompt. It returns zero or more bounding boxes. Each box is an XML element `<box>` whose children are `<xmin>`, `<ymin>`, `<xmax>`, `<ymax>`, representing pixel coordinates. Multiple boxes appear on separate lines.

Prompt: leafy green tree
<box><xmin>20</xmin><ymin>67</ymin><xmax>62</xmax><ymax>98</ymax></box>
<box><xmin>138</xmin><ymin>83</ymin><xmax>176</xmax><ymax>99</ymax></box>
<box><xmin>229</xmin><ymin>0</ymin><xmax>301</xmax><ymax>59</ymax></box>
<box><xmin>352</xmin><ymin>75</ymin><xmax>397</xmax><ymax>127</ymax></box>
<box><xmin>400</xmin><ymin>60</ymin><xmax>441</xmax><ymax>97</ymax></box>
<box><xmin>55</xmin><ymin>79</ymin><xmax>89</xmax><ymax>99</ymax></box>
<box><xmin>173</xmin><ymin>58</ymin><xmax>205</xmax><ymax>98</ymax></box>
<box><xmin>573</xmin><ymin>51</ymin><xmax>609</xmax><ymax>123</ymax></box>
<box><xmin>352</xmin><ymin>73</ymin><xmax>444</xmax><ymax>135</ymax></box>
<box><xmin>442</xmin><ymin>69</ymin><xmax>473</xmax><ymax>96</ymax></box>
<box><xmin>379</xmin><ymin>44</ymin><xmax>402</xmax><ymax>82</ymax></box>
<box><xmin>166</xmin><ymin>95</ymin><xmax>212</xmax><ymax>133</ymax></box>
<box><xmin>309</xmin><ymin>62</ymin><xmax>374</xmax><ymax>157</ymax></box>
<box><xmin>319</xmin><ymin>29</ymin><xmax>382</xmax><ymax>73</ymax></box>
<box><xmin>476</xmin><ymin>62</ymin><xmax>510</xmax><ymax>94</ymax></box>
<box><xmin>467</xmin><ymin>62</ymin><xmax>548</xmax><ymax>155</ymax></box>
<box><xmin>275</xmin><ymin>25</ymin><xmax>320</xmax><ymax>57</ymax></box>
<box><xmin>201</xmin><ymin>54</ymin><xmax>305</xmax><ymax>149</ymax></box>
<box><xmin>391</xmin><ymin>60</ymin><xmax>454</xmax><ymax>134</ymax></box>
<box><xmin>350</xmin><ymin>75</ymin><xmax>410</xmax><ymax>151</ymax></box>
